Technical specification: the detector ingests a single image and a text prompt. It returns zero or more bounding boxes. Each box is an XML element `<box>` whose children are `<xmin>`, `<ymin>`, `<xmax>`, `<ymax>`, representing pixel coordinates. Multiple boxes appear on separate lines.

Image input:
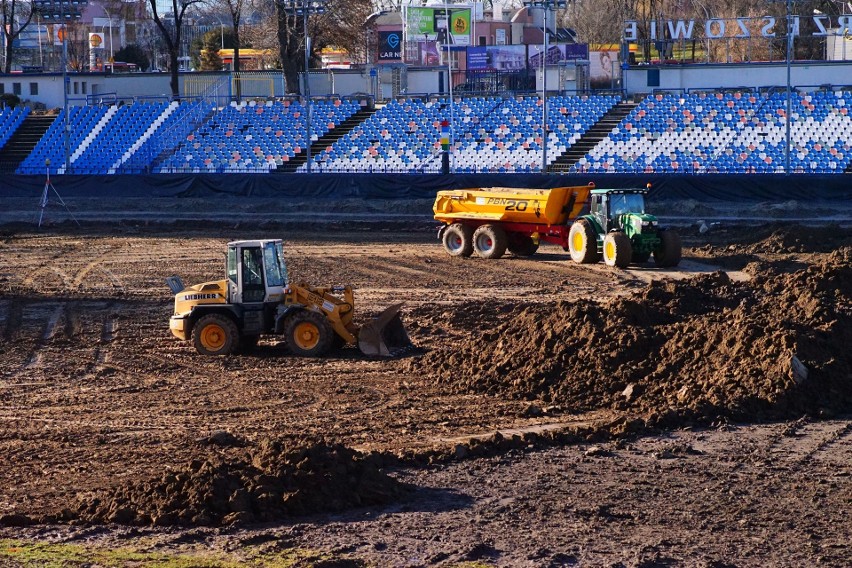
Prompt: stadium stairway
<box><xmin>0</xmin><ymin>113</ymin><xmax>55</xmax><ymax>172</ymax></box>
<box><xmin>144</xmin><ymin>105</ymin><xmax>219</xmax><ymax>174</ymax></box>
<box><xmin>276</xmin><ymin>106</ymin><xmax>378</xmax><ymax>173</ymax></box>
<box><xmin>549</xmin><ymin>100</ymin><xmax>637</xmax><ymax>173</ymax></box>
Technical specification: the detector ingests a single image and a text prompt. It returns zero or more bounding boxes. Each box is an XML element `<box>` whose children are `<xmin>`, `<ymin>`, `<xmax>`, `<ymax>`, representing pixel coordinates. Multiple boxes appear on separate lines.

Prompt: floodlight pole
<box><xmin>785</xmin><ymin>0</ymin><xmax>792</xmax><ymax>175</ymax></box>
<box><xmin>524</xmin><ymin>0</ymin><xmax>565</xmax><ymax>173</ymax></box>
<box><xmin>542</xmin><ymin>4</ymin><xmax>547</xmax><ymax>173</ymax></box>
<box><xmin>304</xmin><ymin>3</ymin><xmax>311</xmax><ymax>173</ymax></box>
<box><xmin>446</xmin><ymin>11</ymin><xmax>454</xmax><ymax>173</ymax></box>
<box><xmin>63</xmin><ymin>28</ymin><xmax>70</xmax><ymax>172</ymax></box>
<box><xmin>284</xmin><ymin>0</ymin><xmax>326</xmax><ymax>173</ymax></box>
<box><xmin>35</xmin><ymin>1</ymin><xmax>87</xmax><ymax>173</ymax></box>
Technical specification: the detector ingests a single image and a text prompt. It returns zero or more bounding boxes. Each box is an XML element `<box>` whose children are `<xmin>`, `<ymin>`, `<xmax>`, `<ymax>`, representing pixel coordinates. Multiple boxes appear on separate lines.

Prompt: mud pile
<box><xmin>413</xmin><ymin>249</ymin><xmax>851</xmax><ymax>425</ymax></box>
<box><xmin>70</xmin><ymin>441</ymin><xmax>409</xmax><ymax>526</ymax></box>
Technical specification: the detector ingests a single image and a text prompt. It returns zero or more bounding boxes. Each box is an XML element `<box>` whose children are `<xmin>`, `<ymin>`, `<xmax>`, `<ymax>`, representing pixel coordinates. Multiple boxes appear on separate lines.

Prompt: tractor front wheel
<box><xmin>508</xmin><ymin>233</ymin><xmax>539</xmax><ymax>257</ymax></box>
<box><xmin>603</xmin><ymin>232</ymin><xmax>633</xmax><ymax>268</ymax></box>
<box><xmin>568</xmin><ymin>219</ymin><xmax>600</xmax><ymax>264</ymax></box>
<box><xmin>654</xmin><ymin>230</ymin><xmax>682</xmax><ymax>267</ymax></box>
<box><xmin>284</xmin><ymin>310</ymin><xmax>333</xmax><ymax>357</ymax></box>
<box><xmin>193</xmin><ymin>314</ymin><xmax>239</xmax><ymax>356</ymax></box>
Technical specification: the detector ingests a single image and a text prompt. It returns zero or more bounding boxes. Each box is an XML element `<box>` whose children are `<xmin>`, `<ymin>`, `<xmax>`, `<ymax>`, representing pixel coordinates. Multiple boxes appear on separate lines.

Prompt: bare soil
<box><xmin>0</xmin><ymin>204</ymin><xmax>850</xmax><ymax>566</ymax></box>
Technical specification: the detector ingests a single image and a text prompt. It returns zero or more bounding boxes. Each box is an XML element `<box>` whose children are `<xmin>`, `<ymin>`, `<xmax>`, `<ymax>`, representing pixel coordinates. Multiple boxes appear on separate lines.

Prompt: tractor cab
<box><xmin>225</xmin><ymin>239</ymin><xmax>288</xmax><ymax>305</ymax></box>
<box><xmin>590</xmin><ymin>188</ymin><xmax>648</xmax><ymax>233</ymax></box>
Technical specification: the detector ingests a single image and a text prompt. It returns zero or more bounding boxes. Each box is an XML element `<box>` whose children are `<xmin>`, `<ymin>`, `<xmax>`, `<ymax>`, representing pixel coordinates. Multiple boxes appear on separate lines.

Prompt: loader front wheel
<box><xmin>473</xmin><ymin>224</ymin><xmax>508</xmax><ymax>259</ymax></box>
<box><xmin>443</xmin><ymin>223</ymin><xmax>474</xmax><ymax>257</ymax></box>
<box><xmin>193</xmin><ymin>314</ymin><xmax>239</xmax><ymax>356</ymax></box>
<box><xmin>568</xmin><ymin>219</ymin><xmax>600</xmax><ymax>264</ymax></box>
<box><xmin>285</xmin><ymin>311</ymin><xmax>333</xmax><ymax>357</ymax></box>
<box><xmin>603</xmin><ymin>232</ymin><xmax>632</xmax><ymax>268</ymax></box>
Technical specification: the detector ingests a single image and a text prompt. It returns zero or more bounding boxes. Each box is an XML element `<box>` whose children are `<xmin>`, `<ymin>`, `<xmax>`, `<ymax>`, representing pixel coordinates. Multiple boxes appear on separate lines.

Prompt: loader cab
<box><xmin>226</xmin><ymin>239</ymin><xmax>288</xmax><ymax>305</ymax></box>
<box><xmin>590</xmin><ymin>189</ymin><xmax>647</xmax><ymax>232</ymax></box>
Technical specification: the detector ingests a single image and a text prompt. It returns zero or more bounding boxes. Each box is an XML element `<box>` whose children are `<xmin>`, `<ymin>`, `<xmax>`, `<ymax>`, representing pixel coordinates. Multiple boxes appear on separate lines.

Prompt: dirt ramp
<box><xmin>70</xmin><ymin>441</ymin><xmax>410</xmax><ymax>527</ymax></box>
<box><xmin>414</xmin><ymin>252</ymin><xmax>851</xmax><ymax>425</ymax></box>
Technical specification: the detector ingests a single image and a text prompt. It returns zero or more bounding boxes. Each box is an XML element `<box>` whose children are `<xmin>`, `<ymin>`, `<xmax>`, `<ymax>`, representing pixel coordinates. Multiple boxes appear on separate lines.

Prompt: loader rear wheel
<box><xmin>443</xmin><ymin>223</ymin><xmax>474</xmax><ymax>257</ymax></box>
<box><xmin>285</xmin><ymin>311</ymin><xmax>333</xmax><ymax>357</ymax></box>
<box><xmin>508</xmin><ymin>233</ymin><xmax>539</xmax><ymax>257</ymax></box>
<box><xmin>193</xmin><ymin>314</ymin><xmax>238</xmax><ymax>356</ymax></box>
<box><xmin>603</xmin><ymin>232</ymin><xmax>632</xmax><ymax>268</ymax></box>
<box><xmin>568</xmin><ymin>219</ymin><xmax>600</xmax><ymax>264</ymax></box>
<box><xmin>473</xmin><ymin>224</ymin><xmax>508</xmax><ymax>259</ymax></box>
<box><xmin>654</xmin><ymin>230</ymin><xmax>682</xmax><ymax>267</ymax></box>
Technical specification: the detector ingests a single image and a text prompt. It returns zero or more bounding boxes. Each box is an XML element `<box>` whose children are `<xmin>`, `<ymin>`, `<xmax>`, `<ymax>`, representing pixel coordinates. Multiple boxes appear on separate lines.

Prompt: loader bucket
<box><xmin>357</xmin><ymin>303</ymin><xmax>414</xmax><ymax>357</ymax></box>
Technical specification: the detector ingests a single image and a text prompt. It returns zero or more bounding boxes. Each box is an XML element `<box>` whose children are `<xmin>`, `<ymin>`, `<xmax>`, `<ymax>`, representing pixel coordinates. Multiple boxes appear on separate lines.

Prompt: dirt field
<box><xmin>0</xmin><ymin>202</ymin><xmax>850</xmax><ymax>567</ymax></box>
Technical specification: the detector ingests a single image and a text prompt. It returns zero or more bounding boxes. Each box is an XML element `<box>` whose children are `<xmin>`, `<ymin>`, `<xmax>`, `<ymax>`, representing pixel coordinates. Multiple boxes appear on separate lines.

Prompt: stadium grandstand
<box><xmin>2</xmin><ymin>87</ymin><xmax>852</xmax><ymax>176</ymax></box>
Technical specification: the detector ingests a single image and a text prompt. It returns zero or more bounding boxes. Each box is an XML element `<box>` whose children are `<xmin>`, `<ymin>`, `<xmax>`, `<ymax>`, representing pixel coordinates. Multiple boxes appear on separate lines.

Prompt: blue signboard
<box><xmin>378</xmin><ymin>31</ymin><xmax>402</xmax><ymax>61</ymax></box>
<box><xmin>466</xmin><ymin>46</ymin><xmax>488</xmax><ymax>70</ymax></box>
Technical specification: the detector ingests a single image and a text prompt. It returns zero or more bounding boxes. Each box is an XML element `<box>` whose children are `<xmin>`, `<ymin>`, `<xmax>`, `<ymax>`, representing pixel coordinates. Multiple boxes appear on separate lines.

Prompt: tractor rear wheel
<box><xmin>508</xmin><ymin>233</ymin><xmax>539</xmax><ymax>257</ymax></box>
<box><xmin>568</xmin><ymin>219</ymin><xmax>600</xmax><ymax>264</ymax></box>
<box><xmin>654</xmin><ymin>230</ymin><xmax>682</xmax><ymax>267</ymax></box>
<box><xmin>442</xmin><ymin>223</ymin><xmax>474</xmax><ymax>257</ymax></box>
<box><xmin>473</xmin><ymin>224</ymin><xmax>508</xmax><ymax>259</ymax></box>
<box><xmin>193</xmin><ymin>314</ymin><xmax>239</xmax><ymax>356</ymax></box>
<box><xmin>284</xmin><ymin>310</ymin><xmax>333</xmax><ymax>357</ymax></box>
<box><xmin>603</xmin><ymin>232</ymin><xmax>632</xmax><ymax>268</ymax></box>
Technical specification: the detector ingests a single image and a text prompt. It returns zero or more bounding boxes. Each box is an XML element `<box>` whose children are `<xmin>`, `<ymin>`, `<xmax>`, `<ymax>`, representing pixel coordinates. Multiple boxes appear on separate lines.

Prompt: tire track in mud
<box><xmin>783</xmin><ymin>421</ymin><xmax>852</xmax><ymax>466</ymax></box>
<box><xmin>1</xmin><ymin>300</ymin><xmax>23</xmax><ymax>342</ymax></box>
<box><xmin>24</xmin><ymin>303</ymin><xmax>64</xmax><ymax>370</ymax></box>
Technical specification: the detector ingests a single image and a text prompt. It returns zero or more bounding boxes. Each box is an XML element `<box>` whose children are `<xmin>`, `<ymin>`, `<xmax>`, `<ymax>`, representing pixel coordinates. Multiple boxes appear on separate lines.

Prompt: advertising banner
<box><xmin>378</xmin><ymin>30</ymin><xmax>402</xmax><ymax>61</ymax></box>
<box><xmin>590</xmin><ymin>49</ymin><xmax>620</xmax><ymax>87</ymax></box>
<box><xmin>528</xmin><ymin>44</ymin><xmax>590</xmax><ymax>68</ymax></box>
<box><xmin>466</xmin><ymin>45</ymin><xmax>527</xmax><ymax>72</ymax></box>
<box><xmin>405</xmin><ymin>6</ymin><xmax>472</xmax><ymax>46</ymax></box>
<box><xmin>89</xmin><ymin>32</ymin><xmax>104</xmax><ymax>49</ymax></box>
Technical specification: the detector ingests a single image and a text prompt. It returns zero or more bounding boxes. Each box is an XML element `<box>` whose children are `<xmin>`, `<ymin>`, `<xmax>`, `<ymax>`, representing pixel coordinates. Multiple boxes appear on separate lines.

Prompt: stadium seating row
<box><xmin>5</xmin><ymin>90</ymin><xmax>852</xmax><ymax>175</ymax></box>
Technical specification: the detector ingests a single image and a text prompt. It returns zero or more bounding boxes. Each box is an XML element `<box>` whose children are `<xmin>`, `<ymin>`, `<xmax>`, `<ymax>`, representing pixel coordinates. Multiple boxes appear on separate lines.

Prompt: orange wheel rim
<box><xmin>201</xmin><ymin>324</ymin><xmax>226</xmax><ymax>350</ymax></box>
<box><xmin>294</xmin><ymin>322</ymin><xmax>320</xmax><ymax>349</ymax></box>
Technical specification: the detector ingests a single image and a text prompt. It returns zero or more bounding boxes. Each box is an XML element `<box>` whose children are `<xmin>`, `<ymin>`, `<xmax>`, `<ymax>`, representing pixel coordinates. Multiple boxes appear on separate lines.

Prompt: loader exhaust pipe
<box><xmin>357</xmin><ymin>303</ymin><xmax>414</xmax><ymax>357</ymax></box>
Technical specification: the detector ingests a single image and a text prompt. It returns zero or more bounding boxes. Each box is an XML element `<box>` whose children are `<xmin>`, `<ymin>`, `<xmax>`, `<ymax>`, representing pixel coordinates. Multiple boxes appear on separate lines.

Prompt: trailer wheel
<box><xmin>508</xmin><ymin>233</ymin><xmax>539</xmax><ymax>257</ymax></box>
<box><xmin>473</xmin><ymin>224</ymin><xmax>508</xmax><ymax>259</ymax></box>
<box><xmin>193</xmin><ymin>314</ymin><xmax>239</xmax><ymax>356</ymax></box>
<box><xmin>654</xmin><ymin>230</ymin><xmax>682</xmax><ymax>267</ymax></box>
<box><xmin>284</xmin><ymin>310</ymin><xmax>333</xmax><ymax>357</ymax></box>
<box><xmin>568</xmin><ymin>219</ymin><xmax>600</xmax><ymax>264</ymax></box>
<box><xmin>443</xmin><ymin>223</ymin><xmax>474</xmax><ymax>257</ymax></box>
<box><xmin>603</xmin><ymin>232</ymin><xmax>632</xmax><ymax>268</ymax></box>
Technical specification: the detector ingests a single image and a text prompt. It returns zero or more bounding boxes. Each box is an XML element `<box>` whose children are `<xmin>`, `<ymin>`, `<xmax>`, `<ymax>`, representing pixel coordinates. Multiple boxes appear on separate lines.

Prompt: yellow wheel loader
<box><xmin>166</xmin><ymin>239</ymin><xmax>412</xmax><ymax>357</ymax></box>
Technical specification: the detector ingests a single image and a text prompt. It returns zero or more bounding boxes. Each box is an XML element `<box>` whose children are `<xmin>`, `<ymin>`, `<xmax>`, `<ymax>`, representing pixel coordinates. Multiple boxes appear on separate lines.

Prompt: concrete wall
<box><xmin>0</xmin><ymin>72</ymin><xmax>181</xmax><ymax>109</ymax></box>
<box><xmin>623</xmin><ymin>61</ymin><xmax>852</xmax><ymax>95</ymax></box>
<box><xmin>6</xmin><ymin>60</ymin><xmax>852</xmax><ymax>110</ymax></box>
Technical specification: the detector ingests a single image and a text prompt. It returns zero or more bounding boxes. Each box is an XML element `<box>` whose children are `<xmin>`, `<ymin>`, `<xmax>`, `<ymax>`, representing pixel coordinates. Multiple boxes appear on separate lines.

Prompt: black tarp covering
<box><xmin>2</xmin><ymin>173</ymin><xmax>850</xmax><ymax>202</ymax></box>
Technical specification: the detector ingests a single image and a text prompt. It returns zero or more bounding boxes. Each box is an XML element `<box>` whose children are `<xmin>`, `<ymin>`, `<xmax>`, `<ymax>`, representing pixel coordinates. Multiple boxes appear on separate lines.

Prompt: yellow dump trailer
<box><xmin>433</xmin><ymin>184</ymin><xmax>593</xmax><ymax>259</ymax></box>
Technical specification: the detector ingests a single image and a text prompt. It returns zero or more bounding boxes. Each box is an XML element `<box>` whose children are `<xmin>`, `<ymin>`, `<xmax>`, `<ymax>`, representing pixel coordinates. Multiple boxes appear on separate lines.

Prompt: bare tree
<box><xmin>273</xmin><ymin>0</ymin><xmax>371</xmax><ymax>94</ymax></box>
<box><xmin>1</xmin><ymin>0</ymin><xmax>35</xmax><ymax>73</ymax></box>
<box><xmin>148</xmin><ymin>0</ymin><xmax>204</xmax><ymax>97</ymax></box>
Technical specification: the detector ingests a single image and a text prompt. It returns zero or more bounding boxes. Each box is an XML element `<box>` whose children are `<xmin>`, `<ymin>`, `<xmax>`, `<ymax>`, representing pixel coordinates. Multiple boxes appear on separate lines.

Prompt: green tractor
<box><xmin>567</xmin><ymin>187</ymin><xmax>681</xmax><ymax>269</ymax></box>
